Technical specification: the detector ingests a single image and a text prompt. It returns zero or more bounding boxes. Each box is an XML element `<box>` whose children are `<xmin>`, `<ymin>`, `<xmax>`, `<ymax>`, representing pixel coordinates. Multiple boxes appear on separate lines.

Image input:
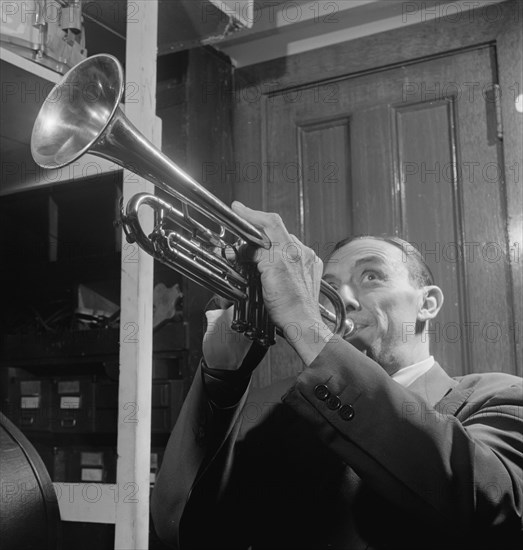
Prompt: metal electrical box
<box><xmin>0</xmin><ymin>0</ymin><xmax>87</xmax><ymax>73</ymax></box>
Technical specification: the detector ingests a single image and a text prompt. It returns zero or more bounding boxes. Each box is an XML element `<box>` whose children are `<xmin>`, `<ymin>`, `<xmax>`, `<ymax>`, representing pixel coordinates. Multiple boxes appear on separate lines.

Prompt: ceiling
<box><xmin>82</xmin><ymin>0</ymin><xmax>299</xmax><ymax>69</ymax></box>
<box><xmin>82</xmin><ymin>0</ymin><xmax>504</xmax><ymax>68</ymax></box>
<box><xmin>83</xmin><ymin>0</ymin><xmax>290</xmax><ymax>43</ymax></box>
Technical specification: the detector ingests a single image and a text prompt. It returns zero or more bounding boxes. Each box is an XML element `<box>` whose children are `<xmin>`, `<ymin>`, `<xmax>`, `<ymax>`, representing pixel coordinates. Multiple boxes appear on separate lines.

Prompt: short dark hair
<box><xmin>330</xmin><ymin>235</ymin><xmax>434</xmax><ymax>288</ymax></box>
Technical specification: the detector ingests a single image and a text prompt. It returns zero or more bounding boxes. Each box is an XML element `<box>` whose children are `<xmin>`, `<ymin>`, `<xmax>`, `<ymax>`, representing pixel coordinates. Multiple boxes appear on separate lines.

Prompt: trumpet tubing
<box><xmin>31</xmin><ymin>54</ymin><xmax>352</xmax><ymax>347</ymax></box>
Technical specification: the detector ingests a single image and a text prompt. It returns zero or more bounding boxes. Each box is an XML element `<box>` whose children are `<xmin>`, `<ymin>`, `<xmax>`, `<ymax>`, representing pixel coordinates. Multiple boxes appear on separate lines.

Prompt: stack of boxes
<box><xmin>3</xmin><ymin>375</ymin><xmax>183</xmax><ymax>482</ymax></box>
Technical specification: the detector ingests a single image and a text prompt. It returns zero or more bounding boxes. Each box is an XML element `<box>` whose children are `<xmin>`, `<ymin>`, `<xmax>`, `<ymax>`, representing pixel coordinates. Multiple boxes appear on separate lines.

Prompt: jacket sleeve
<box><xmin>150</xmin><ymin>359</ymin><xmax>258</xmax><ymax>549</ymax></box>
<box><xmin>282</xmin><ymin>337</ymin><xmax>523</xmax><ymax>540</ymax></box>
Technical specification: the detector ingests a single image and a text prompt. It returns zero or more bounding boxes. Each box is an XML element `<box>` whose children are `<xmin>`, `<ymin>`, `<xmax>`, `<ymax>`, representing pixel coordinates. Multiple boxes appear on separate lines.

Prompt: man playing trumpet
<box><xmin>152</xmin><ymin>202</ymin><xmax>523</xmax><ymax>550</ymax></box>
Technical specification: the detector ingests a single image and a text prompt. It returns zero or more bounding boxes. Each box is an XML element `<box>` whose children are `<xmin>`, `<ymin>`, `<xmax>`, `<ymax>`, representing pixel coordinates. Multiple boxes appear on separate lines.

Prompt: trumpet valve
<box><xmin>231</xmin><ymin>319</ymin><xmax>249</xmax><ymax>332</ymax></box>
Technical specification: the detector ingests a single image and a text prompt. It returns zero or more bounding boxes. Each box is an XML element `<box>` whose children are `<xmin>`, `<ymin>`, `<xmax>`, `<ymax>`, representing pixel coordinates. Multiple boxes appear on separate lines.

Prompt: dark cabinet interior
<box><xmin>0</xmin><ymin>173</ymin><xmax>187</xmax><ymax>549</ymax></box>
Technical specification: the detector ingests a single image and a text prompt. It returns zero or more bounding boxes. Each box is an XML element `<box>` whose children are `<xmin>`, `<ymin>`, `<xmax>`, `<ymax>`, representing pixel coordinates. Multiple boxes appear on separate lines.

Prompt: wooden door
<box><xmin>248</xmin><ymin>44</ymin><xmax>517</xmax><ymax>381</ymax></box>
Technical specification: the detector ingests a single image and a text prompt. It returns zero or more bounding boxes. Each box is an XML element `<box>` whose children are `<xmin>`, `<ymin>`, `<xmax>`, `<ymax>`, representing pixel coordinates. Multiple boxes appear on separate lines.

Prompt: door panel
<box><xmin>393</xmin><ymin>98</ymin><xmax>467</xmax><ymax>373</ymax></box>
<box><xmin>298</xmin><ymin>117</ymin><xmax>352</xmax><ymax>257</ymax></box>
<box><xmin>261</xmin><ymin>45</ymin><xmax>516</xmax><ymax>379</ymax></box>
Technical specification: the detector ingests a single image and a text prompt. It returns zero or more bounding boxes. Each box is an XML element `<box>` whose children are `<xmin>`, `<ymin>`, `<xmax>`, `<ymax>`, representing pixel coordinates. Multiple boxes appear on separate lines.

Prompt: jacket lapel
<box><xmin>407</xmin><ymin>362</ymin><xmax>458</xmax><ymax>407</ymax></box>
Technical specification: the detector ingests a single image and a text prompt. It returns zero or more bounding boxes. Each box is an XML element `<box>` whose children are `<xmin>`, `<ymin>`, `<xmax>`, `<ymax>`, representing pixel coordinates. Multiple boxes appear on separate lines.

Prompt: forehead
<box><xmin>324</xmin><ymin>238</ymin><xmax>409</xmax><ymax>278</ymax></box>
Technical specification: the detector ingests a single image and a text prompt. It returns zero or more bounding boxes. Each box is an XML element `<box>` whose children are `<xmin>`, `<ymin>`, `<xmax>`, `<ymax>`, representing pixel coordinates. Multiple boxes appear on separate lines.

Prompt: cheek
<box><xmin>375</xmin><ymin>293</ymin><xmax>419</xmax><ymax>328</ymax></box>
<box><xmin>365</xmin><ymin>302</ymin><xmax>391</xmax><ymax>331</ymax></box>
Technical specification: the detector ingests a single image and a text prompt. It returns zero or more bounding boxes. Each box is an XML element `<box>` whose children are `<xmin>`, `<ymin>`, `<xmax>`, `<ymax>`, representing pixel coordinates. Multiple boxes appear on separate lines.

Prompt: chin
<box><xmin>346</xmin><ymin>334</ymin><xmax>370</xmax><ymax>353</ymax></box>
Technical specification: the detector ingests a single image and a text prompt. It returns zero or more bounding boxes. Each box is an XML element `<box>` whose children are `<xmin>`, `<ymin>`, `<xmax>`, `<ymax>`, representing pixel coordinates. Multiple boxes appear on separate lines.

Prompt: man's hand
<box><xmin>203</xmin><ymin>305</ymin><xmax>253</xmax><ymax>370</ymax></box>
<box><xmin>231</xmin><ymin>202</ymin><xmax>334</xmax><ymax>366</ymax></box>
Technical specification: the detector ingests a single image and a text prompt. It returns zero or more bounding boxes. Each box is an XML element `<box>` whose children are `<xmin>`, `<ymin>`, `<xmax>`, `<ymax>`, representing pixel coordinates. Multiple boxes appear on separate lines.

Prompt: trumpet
<box><xmin>31</xmin><ymin>54</ymin><xmax>353</xmax><ymax>347</ymax></box>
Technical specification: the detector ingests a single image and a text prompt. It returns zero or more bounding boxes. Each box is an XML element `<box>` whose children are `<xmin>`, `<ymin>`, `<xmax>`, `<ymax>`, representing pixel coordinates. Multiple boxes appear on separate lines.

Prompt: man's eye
<box><xmin>362</xmin><ymin>271</ymin><xmax>379</xmax><ymax>282</ymax></box>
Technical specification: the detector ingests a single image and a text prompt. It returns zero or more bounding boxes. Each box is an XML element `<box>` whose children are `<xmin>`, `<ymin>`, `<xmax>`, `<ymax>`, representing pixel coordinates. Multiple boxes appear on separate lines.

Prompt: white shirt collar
<box><xmin>391</xmin><ymin>356</ymin><xmax>435</xmax><ymax>387</ymax></box>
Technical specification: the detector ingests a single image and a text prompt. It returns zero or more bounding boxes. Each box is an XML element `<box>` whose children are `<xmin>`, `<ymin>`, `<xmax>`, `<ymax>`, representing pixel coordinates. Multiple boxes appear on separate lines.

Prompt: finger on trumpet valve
<box><xmin>232</xmin><ymin>299</ymin><xmax>248</xmax><ymax>332</ymax></box>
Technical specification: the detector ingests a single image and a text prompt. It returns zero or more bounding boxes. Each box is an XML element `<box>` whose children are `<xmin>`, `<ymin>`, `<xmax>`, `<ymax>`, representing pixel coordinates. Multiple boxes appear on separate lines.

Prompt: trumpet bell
<box><xmin>30</xmin><ymin>53</ymin><xmax>351</xmax><ymax>347</ymax></box>
<box><xmin>31</xmin><ymin>54</ymin><xmax>124</xmax><ymax>169</ymax></box>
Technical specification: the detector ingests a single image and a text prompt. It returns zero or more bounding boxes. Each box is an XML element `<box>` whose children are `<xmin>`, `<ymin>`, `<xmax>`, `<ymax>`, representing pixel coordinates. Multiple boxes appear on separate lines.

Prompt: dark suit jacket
<box><xmin>151</xmin><ymin>338</ymin><xmax>523</xmax><ymax>550</ymax></box>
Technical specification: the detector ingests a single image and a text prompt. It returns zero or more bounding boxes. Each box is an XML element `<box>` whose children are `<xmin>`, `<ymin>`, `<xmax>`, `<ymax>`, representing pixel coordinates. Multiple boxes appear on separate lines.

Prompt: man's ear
<box><xmin>417</xmin><ymin>285</ymin><xmax>444</xmax><ymax>322</ymax></box>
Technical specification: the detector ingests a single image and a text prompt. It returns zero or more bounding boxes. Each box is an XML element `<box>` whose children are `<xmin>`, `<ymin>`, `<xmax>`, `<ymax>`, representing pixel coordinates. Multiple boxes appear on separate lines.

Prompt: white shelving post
<box><xmin>115</xmin><ymin>1</ymin><xmax>159</xmax><ymax>548</ymax></box>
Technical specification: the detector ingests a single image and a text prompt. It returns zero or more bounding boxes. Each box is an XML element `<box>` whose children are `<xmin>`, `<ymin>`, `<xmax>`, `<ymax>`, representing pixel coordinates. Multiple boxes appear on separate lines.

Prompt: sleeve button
<box><xmin>326</xmin><ymin>395</ymin><xmax>342</xmax><ymax>410</ymax></box>
<box><xmin>339</xmin><ymin>404</ymin><xmax>355</xmax><ymax>421</ymax></box>
<box><xmin>313</xmin><ymin>384</ymin><xmax>330</xmax><ymax>401</ymax></box>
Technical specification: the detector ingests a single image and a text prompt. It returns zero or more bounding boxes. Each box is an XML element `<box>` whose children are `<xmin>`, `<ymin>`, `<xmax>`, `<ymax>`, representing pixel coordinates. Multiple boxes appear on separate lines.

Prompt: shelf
<box><xmin>0</xmin><ymin>322</ymin><xmax>187</xmax><ymax>366</ymax></box>
<box><xmin>0</xmin><ymin>155</ymin><xmax>123</xmax><ymax>197</ymax></box>
<box><xmin>0</xmin><ymin>253</ymin><xmax>123</xmax><ymax>286</ymax></box>
<box><xmin>0</xmin><ymin>46</ymin><xmax>62</xmax><ymax>83</ymax></box>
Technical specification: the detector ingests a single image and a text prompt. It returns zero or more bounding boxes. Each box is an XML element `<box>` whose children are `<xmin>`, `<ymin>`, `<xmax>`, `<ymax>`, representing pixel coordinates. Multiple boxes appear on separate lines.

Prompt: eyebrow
<box><xmin>323</xmin><ymin>255</ymin><xmax>390</xmax><ymax>281</ymax></box>
<box><xmin>354</xmin><ymin>255</ymin><xmax>388</xmax><ymax>269</ymax></box>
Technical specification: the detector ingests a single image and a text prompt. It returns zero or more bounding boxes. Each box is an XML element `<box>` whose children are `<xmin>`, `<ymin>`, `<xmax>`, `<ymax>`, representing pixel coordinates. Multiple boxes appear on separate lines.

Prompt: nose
<box><xmin>339</xmin><ymin>285</ymin><xmax>360</xmax><ymax>313</ymax></box>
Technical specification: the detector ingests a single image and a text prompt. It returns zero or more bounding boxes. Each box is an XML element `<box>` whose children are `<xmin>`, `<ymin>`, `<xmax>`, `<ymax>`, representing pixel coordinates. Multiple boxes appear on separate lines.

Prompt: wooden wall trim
<box><xmin>497</xmin><ymin>2</ymin><xmax>523</xmax><ymax>375</ymax></box>
<box><xmin>236</xmin><ymin>1</ymin><xmax>520</xmax><ymax>89</ymax></box>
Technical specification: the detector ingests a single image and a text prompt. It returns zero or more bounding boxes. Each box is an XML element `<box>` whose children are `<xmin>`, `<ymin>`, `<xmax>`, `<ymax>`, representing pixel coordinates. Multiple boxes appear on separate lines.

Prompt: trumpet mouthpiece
<box><xmin>344</xmin><ymin>318</ymin><xmax>355</xmax><ymax>337</ymax></box>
